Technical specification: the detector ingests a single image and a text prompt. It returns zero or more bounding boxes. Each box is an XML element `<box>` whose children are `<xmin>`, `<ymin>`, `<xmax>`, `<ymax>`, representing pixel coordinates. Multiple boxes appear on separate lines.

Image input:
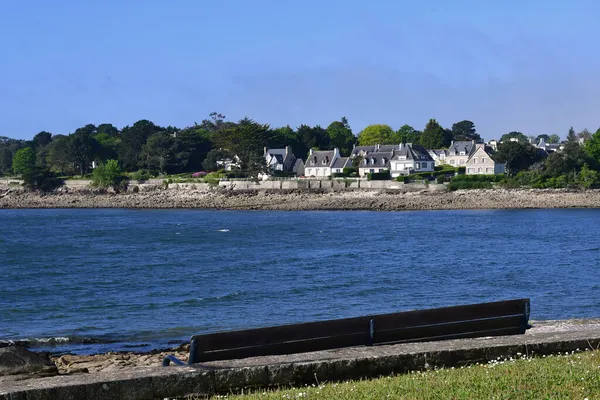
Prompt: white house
<box><xmin>389</xmin><ymin>143</ymin><xmax>434</xmax><ymax>177</ymax></box>
<box><xmin>304</xmin><ymin>148</ymin><xmax>340</xmax><ymax>177</ymax></box>
<box><xmin>358</xmin><ymin>151</ymin><xmax>393</xmax><ymax>177</ymax></box>
<box><xmin>465</xmin><ymin>144</ymin><xmax>505</xmax><ymax>175</ymax></box>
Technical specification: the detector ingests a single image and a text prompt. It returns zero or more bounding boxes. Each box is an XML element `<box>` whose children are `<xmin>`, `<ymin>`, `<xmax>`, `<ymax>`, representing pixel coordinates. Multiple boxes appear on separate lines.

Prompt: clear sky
<box><xmin>1</xmin><ymin>0</ymin><xmax>599</xmax><ymax>141</ymax></box>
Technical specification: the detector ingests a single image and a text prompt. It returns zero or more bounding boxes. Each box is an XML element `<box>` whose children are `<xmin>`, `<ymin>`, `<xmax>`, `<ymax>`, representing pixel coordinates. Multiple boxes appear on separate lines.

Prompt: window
<box><xmin>486</xmin><ymin>167</ymin><xmax>493</xmax><ymax>173</ymax></box>
<box><xmin>312</xmin><ymin>156</ymin><xmax>317</xmax><ymax>165</ymax></box>
<box><xmin>468</xmin><ymin>168</ymin><xmax>475</xmax><ymax>173</ymax></box>
<box><xmin>460</xmin><ymin>160</ymin><xmax>466</xmax><ymax>165</ymax></box>
<box><xmin>460</xmin><ymin>151</ymin><xmax>466</xmax><ymax>156</ymax></box>
<box><xmin>482</xmin><ymin>157</ymin><xmax>486</xmax><ymax>163</ymax></box>
<box><xmin>416</xmin><ymin>162</ymin><xmax>420</xmax><ymax>169</ymax></box>
<box><xmin>370</xmin><ymin>169</ymin><xmax>374</xmax><ymax>173</ymax></box>
<box><xmin>450</xmin><ymin>160</ymin><xmax>455</xmax><ymax>165</ymax></box>
<box><xmin>363</xmin><ymin>159</ymin><xmax>368</xmax><ymax>165</ymax></box>
<box><xmin>473</xmin><ymin>158</ymin><xmax>478</xmax><ymax>164</ymax></box>
<box><xmin>478</xmin><ymin>167</ymin><xmax>482</xmax><ymax>173</ymax></box>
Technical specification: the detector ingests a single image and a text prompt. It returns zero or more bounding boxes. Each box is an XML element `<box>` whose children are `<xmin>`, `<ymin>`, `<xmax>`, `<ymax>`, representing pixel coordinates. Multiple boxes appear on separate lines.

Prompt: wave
<box><xmin>217</xmin><ymin>229</ymin><xmax>230</xmax><ymax>232</ymax></box>
<box><xmin>0</xmin><ymin>336</ymin><xmax>115</xmax><ymax>349</ymax></box>
<box><xmin>569</xmin><ymin>247</ymin><xmax>600</xmax><ymax>253</ymax></box>
<box><xmin>169</xmin><ymin>291</ymin><xmax>246</xmax><ymax>307</ymax></box>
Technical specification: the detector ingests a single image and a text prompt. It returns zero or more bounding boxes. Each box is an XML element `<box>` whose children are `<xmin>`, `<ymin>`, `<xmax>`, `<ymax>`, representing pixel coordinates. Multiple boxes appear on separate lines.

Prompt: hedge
<box><xmin>367</xmin><ymin>171</ymin><xmax>391</xmax><ymax>181</ymax></box>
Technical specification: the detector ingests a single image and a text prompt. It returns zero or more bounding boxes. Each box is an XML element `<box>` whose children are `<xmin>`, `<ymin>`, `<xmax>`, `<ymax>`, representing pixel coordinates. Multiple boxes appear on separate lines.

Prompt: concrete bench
<box><xmin>163</xmin><ymin>298</ymin><xmax>530</xmax><ymax>366</ymax></box>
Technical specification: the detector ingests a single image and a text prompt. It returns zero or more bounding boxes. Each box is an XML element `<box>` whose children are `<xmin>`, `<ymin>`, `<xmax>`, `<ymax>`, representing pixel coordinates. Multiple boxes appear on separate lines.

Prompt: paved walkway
<box><xmin>2</xmin><ymin>319</ymin><xmax>600</xmax><ymax>400</ymax></box>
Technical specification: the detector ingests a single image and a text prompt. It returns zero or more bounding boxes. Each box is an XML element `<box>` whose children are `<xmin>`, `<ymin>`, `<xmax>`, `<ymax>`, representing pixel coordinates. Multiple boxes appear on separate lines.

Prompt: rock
<box><xmin>0</xmin><ymin>346</ymin><xmax>58</xmax><ymax>377</ymax></box>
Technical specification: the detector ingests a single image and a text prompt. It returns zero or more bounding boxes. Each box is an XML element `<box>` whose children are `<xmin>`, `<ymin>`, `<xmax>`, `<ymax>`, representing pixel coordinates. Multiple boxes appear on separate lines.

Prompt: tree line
<box><xmin>2</xmin><ymin>113</ymin><xmax>599</xmax><ymax>187</ymax></box>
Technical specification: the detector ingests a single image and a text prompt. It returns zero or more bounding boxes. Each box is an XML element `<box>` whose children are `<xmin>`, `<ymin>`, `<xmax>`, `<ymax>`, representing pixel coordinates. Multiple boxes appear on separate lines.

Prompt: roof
<box><xmin>331</xmin><ymin>157</ymin><xmax>351</xmax><ymax>169</ymax></box>
<box><xmin>359</xmin><ymin>151</ymin><xmax>393</xmax><ymax>168</ymax></box>
<box><xmin>292</xmin><ymin>159</ymin><xmax>304</xmax><ymax>173</ymax></box>
<box><xmin>428</xmin><ymin>149</ymin><xmax>446</xmax><ymax>158</ymax></box>
<box><xmin>392</xmin><ymin>144</ymin><xmax>434</xmax><ymax>162</ymax></box>
<box><xmin>266</xmin><ymin>148</ymin><xmax>287</xmax><ymax>156</ymax></box>
<box><xmin>306</xmin><ymin>150</ymin><xmax>335</xmax><ymax>168</ymax></box>
<box><xmin>448</xmin><ymin>141</ymin><xmax>475</xmax><ymax>156</ymax></box>
<box><xmin>467</xmin><ymin>144</ymin><xmax>503</xmax><ymax>163</ymax></box>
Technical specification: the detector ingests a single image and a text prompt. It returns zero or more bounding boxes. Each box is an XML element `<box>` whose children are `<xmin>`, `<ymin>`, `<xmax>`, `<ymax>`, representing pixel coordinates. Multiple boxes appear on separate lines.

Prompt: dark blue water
<box><xmin>1</xmin><ymin>208</ymin><xmax>599</xmax><ymax>355</ymax></box>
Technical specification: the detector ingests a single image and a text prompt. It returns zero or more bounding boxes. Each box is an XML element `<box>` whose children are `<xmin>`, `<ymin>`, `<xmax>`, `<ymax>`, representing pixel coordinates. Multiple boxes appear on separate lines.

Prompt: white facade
<box><xmin>304</xmin><ymin>148</ymin><xmax>341</xmax><ymax>177</ymax></box>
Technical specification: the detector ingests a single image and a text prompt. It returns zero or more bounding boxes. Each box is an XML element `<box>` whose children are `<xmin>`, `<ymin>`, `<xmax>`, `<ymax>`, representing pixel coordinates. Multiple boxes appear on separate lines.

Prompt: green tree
<box><xmin>357</xmin><ymin>124</ymin><xmax>395</xmax><ymax>145</ymax></box>
<box><xmin>494</xmin><ymin>142</ymin><xmax>541</xmax><ymax>176</ymax></box>
<box><xmin>584</xmin><ymin>128</ymin><xmax>600</xmax><ymax>163</ymax></box>
<box><xmin>0</xmin><ymin>147</ymin><xmax>12</xmax><ymax>175</ymax></box>
<box><xmin>578</xmin><ymin>129</ymin><xmax>592</xmax><ymax>142</ymax></box>
<box><xmin>567</xmin><ymin>126</ymin><xmax>577</xmax><ymax>142</ymax></box>
<box><xmin>268</xmin><ymin>126</ymin><xmax>305</xmax><ymax>159</ymax></box>
<box><xmin>45</xmin><ymin>135</ymin><xmax>71</xmax><ymax>174</ymax></box>
<box><xmin>420</xmin><ymin>119</ymin><xmax>445</xmax><ymax>149</ymax></box>
<box><xmin>119</xmin><ymin>120</ymin><xmax>164</xmax><ymax>171</ymax></box>
<box><xmin>67</xmin><ymin>131</ymin><xmax>100</xmax><ymax>176</ymax></box>
<box><xmin>202</xmin><ymin>148</ymin><xmax>231</xmax><ymax>171</ymax></box>
<box><xmin>139</xmin><ymin>132</ymin><xmax>181</xmax><ymax>174</ymax></box>
<box><xmin>326</xmin><ymin>118</ymin><xmax>355</xmax><ymax>155</ymax></box>
<box><xmin>12</xmin><ymin>147</ymin><xmax>36</xmax><ymax>175</ymax></box>
<box><xmin>451</xmin><ymin>120</ymin><xmax>480</xmax><ymax>142</ymax></box>
<box><xmin>31</xmin><ymin>131</ymin><xmax>52</xmax><ymax>149</ymax></box>
<box><xmin>548</xmin><ymin>134</ymin><xmax>561</xmax><ymax>144</ymax></box>
<box><xmin>500</xmin><ymin>131</ymin><xmax>528</xmax><ymax>143</ymax></box>
<box><xmin>577</xmin><ymin>164</ymin><xmax>599</xmax><ymax>189</ymax></box>
<box><xmin>96</xmin><ymin>123</ymin><xmax>120</xmax><ymax>137</ymax></box>
<box><xmin>394</xmin><ymin>125</ymin><xmax>421</xmax><ymax>144</ymax></box>
<box><xmin>217</xmin><ymin>118</ymin><xmax>270</xmax><ymax>178</ymax></box>
<box><xmin>297</xmin><ymin>124</ymin><xmax>330</xmax><ymax>151</ymax></box>
<box><xmin>174</xmin><ymin>127</ymin><xmax>213</xmax><ymax>172</ymax></box>
<box><xmin>92</xmin><ymin>159</ymin><xmax>127</xmax><ymax>190</ymax></box>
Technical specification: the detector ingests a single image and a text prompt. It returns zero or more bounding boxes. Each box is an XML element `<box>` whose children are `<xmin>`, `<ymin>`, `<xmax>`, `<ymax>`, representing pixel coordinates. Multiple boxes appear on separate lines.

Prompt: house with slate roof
<box><xmin>465</xmin><ymin>144</ymin><xmax>505</xmax><ymax>175</ymax></box>
<box><xmin>304</xmin><ymin>148</ymin><xmax>341</xmax><ymax>177</ymax></box>
<box><xmin>389</xmin><ymin>143</ymin><xmax>434</xmax><ymax>177</ymax></box>
<box><xmin>331</xmin><ymin>157</ymin><xmax>352</xmax><ymax>174</ymax></box>
<box><xmin>264</xmin><ymin>146</ymin><xmax>301</xmax><ymax>174</ymax></box>
<box><xmin>358</xmin><ymin>151</ymin><xmax>393</xmax><ymax>177</ymax></box>
<box><xmin>350</xmin><ymin>144</ymin><xmax>398</xmax><ymax>158</ymax></box>
<box><xmin>445</xmin><ymin>140</ymin><xmax>476</xmax><ymax>167</ymax></box>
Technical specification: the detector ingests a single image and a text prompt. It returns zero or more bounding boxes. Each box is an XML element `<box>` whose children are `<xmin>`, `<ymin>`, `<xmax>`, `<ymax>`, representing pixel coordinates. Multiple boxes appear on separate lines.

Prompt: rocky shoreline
<box><xmin>2</xmin><ymin>186</ymin><xmax>600</xmax><ymax>211</ymax></box>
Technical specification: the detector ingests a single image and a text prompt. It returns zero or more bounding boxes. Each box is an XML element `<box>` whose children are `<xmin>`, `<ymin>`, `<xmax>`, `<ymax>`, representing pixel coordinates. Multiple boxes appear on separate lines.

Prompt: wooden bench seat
<box><xmin>163</xmin><ymin>298</ymin><xmax>530</xmax><ymax>366</ymax></box>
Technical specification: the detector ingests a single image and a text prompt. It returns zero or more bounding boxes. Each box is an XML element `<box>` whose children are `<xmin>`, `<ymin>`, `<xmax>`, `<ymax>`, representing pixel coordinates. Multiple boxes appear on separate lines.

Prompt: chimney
<box><xmin>285</xmin><ymin>146</ymin><xmax>290</xmax><ymax>156</ymax></box>
<box><xmin>264</xmin><ymin>147</ymin><xmax>268</xmax><ymax>156</ymax></box>
<box><xmin>333</xmin><ymin>148</ymin><xmax>340</xmax><ymax>159</ymax></box>
<box><xmin>309</xmin><ymin>148</ymin><xmax>314</xmax><ymax>155</ymax></box>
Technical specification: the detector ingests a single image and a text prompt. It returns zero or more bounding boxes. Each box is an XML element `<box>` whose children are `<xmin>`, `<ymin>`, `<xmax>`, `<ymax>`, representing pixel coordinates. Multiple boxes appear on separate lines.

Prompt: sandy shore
<box><xmin>2</xmin><ymin>186</ymin><xmax>600</xmax><ymax>211</ymax></box>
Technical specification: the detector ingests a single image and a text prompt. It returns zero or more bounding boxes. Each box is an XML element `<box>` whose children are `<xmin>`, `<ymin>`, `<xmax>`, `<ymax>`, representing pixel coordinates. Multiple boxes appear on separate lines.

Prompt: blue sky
<box><xmin>1</xmin><ymin>0</ymin><xmax>599</xmax><ymax>141</ymax></box>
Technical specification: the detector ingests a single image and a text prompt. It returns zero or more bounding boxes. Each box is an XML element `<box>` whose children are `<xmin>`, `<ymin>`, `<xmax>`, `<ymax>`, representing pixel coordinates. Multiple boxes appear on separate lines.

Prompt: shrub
<box><xmin>22</xmin><ymin>168</ymin><xmax>64</xmax><ymax>192</ymax></box>
<box><xmin>451</xmin><ymin>174</ymin><xmax>504</xmax><ymax>183</ymax></box>
<box><xmin>92</xmin><ymin>160</ymin><xmax>128</xmax><ymax>191</ymax></box>
<box><xmin>192</xmin><ymin>171</ymin><xmax>207</xmax><ymax>178</ymax></box>
<box><xmin>332</xmin><ymin>172</ymin><xmax>346</xmax><ymax>178</ymax></box>
<box><xmin>130</xmin><ymin>169</ymin><xmax>150</xmax><ymax>183</ymax></box>
<box><xmin>447</xmin><ymin>181</ymin><xmax>493</xmax><ymax>191</ymax></box>
<box><xmin>132</xmin><ymin>185</ymin><xmax>140</xmax><ymax>193</ymax></box>
<box><xmin>457</xmin><ymin>166</ymin><xmax>466</xmax><ymax>175</ymax></box>
<box><xmin>342</xmin><ymin>167</ymin><xmax>358</xmax><ymax>177</ymax></box>
<box><xmin>367</xmin><ymin>171</ymin><xmax>391</xmax><ymax>181</ymax></box>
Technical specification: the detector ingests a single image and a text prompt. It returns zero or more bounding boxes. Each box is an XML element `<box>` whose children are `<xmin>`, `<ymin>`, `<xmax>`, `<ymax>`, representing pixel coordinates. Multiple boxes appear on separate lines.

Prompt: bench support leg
<box><xmin>162</xmin><ymin>355</ymin><xmax>187</xmax><ymax>366</ymax></box>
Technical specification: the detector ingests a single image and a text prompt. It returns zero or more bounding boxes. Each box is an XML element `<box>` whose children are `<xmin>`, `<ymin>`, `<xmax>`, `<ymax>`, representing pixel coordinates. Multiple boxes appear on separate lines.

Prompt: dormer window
<box><xmin>382</xmin><ymin>158</ymin><xmax>387</xmax><ymax>164</ymax></box>
<box><xmin>363</xmin><ymin>159</ymin><xmax>367</xmax><ymax>165</ymax></box>
<box><xmin>312</xmin><ymin>156</ymin><xmax>317</xmax><ymax>165</ymax></box>
<box><xmin>460</xmin><ymin>151</ymin><xmax>466</xmax><ymax>156</ymax></box>
<box><xmin>371</xmin><ymin>158</ymin><xmax>376</xmax><ymax>165</ymax></box>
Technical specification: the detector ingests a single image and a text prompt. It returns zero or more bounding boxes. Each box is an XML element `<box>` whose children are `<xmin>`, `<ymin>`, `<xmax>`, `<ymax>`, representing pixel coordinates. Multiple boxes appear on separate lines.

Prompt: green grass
<box><xmin>202</xmin><ymin>350</ymin><xmax>600</xmax><ymax>400</ymax></box>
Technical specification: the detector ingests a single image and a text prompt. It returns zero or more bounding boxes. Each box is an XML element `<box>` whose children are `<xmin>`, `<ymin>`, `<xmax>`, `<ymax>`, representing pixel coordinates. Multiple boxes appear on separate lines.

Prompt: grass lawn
<box><xmin>205</xmin><ymin>349</ymin><xmax>600</xmax><ymax>400</ymax></box>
